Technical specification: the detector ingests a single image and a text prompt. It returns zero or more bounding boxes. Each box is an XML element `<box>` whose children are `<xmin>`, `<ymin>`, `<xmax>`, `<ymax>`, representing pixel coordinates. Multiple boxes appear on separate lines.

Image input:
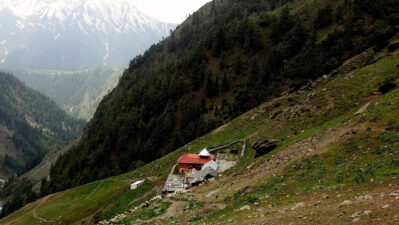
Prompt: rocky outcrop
<box><xmin>252</xmin><ymin>140</ymin><xmax>279</xmax><ymax>157</ymax></box>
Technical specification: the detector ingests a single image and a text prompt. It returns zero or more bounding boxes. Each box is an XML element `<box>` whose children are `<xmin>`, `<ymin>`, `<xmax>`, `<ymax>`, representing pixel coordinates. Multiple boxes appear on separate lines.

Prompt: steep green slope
<box><xmin>2</xmin><ymin>35</ymin><xmax>398</xmax><ymax>225</ymax></box>
<box><xmin>9</xmin><ymin>67</ymin><xmax>122</xmax><ymax>121</ymax></box>
<box><xmin>48</xmin><ymin>0</ymin><xmax>399</xmax><ymax>193</ymax></box>
<box><xmin>0</xmin><ymin>71</ymin><xmax>85</xmax><ymax>177</ymax></box>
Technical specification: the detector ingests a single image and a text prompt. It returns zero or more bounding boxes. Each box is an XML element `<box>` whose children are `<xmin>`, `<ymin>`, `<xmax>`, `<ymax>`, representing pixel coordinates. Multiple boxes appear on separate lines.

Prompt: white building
<box><xmin>130</xmin><ymin>180</ymin><xmax>144</xmax><ymax>190</ymax></box>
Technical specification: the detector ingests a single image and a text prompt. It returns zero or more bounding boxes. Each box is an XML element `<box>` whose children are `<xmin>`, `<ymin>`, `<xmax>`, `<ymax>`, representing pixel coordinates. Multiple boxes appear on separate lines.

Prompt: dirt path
<box><xmin>55</xmin><ymin>181</ymin><xmax>104</xmax><ymax>222</ymax></box>
<box><xmin>84</xmin><ymin>181</ymin><xmax>104</xmax><ymax>201</ymax></box>
<box><xmin>155</xmin><ymin>200</ymin><xmax>186</xmax><ymax>220</ymax></box>
<box><xmin>32</xmin><ymin>195</ymin><xmax>56</xmax><ymax>223</ymax></box>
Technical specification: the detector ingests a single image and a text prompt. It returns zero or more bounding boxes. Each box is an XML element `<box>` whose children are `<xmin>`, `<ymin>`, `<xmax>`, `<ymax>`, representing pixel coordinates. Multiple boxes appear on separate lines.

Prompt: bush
<box><xmin>314</xmin><ymin>5</ymin><xmax>333</xmax><ymax>29</ymax></box>
<box><xmin>247</xmin><ymin>196</ymin><xmax>259</xmax><ymax>203</ymax></box>
<box><xmin>379</xmin><ymin>78</ymin><xmax>397</xmax><ymax>94</ymax></box>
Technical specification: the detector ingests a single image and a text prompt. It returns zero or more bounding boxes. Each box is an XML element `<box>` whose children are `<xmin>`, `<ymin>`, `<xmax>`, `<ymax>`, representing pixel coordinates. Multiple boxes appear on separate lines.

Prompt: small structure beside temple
<box><xmin>130</xmin><ymin>180</ymin><xmax>144</xmax><ymax>190</ymax></box>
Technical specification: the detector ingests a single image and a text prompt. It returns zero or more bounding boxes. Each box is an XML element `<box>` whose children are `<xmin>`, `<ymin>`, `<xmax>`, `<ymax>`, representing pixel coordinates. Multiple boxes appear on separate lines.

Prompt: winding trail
<box><xmin>56</xmin><ymin>181</ymin><xmax>105</xmax><ymax>221</ymax></box>
<box><xmin>84</xmin><ymin>181</ymin><xmax>104</xmax><ymax>201</ymax></box>
<box><xmin>32</xmin><ymin>195</ymin><xmax>56</xmax><ymax>223</ymax></box>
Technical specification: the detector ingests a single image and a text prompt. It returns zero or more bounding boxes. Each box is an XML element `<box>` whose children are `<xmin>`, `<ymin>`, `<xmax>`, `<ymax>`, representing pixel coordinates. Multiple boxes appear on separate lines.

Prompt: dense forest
<box><xmin>0</xmin><ymin>71</ymin><xmax>85</xmax><ymax>218</ymax></box>
<box><xmin>0</xmin><ymin>71</ymin><xmax>85</xmax><ymax>174</ymax></box>
<box><xmin>46</xmin><ymin>0</ymin><xmax>399</xmax><ymax>194</ymax></box>
<box><xmin>11</xmin><ymin>67</ymin><xmax>122</xmax><ymax>120</ymax></box>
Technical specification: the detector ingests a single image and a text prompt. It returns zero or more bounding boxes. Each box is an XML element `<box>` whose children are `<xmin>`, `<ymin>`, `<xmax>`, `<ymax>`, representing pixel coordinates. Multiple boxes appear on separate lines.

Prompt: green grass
<box><xmin>238</xmin><ymin>129</ymin><xmax>399</xmax><ymax>205</ymax></box>
<box><xmin>102</xmin><ymin>180</ymin><xmax>154</xmax><ymax>220</ymax></box>
<box><xmin>1</xmin><ymin>179</ymin><xmax>130</xmax><ymax>225</ymax></box>
<box><xmin>120</xmin><ymin>200</ymin><xmax>172</xmax><ymax>224</ymax></box>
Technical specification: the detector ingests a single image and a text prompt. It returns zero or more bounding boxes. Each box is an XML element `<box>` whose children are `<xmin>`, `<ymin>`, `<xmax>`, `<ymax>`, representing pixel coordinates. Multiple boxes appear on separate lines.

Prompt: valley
<box><xmin>0</xmin><ymin>71</ymin><xmax>85</xmax><ymax>178</ymax></box>
<box><xmin>0</xmin><ymin>0</ymin><xmax>399</xmax><ymax>224</ymax></box>
<box><xmin>8</xmin><ymin>67</ymin><xmax>122</xmax><ymax>120</ymax></box>
<box><xmin>1</xmin><ymin>32</ymin><xmax>399</xmax><ymax>224</ymax></box>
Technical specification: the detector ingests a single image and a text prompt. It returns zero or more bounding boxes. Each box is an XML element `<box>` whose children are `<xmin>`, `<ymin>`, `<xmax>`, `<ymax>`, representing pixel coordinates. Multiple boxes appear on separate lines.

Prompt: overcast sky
<box><xmin>131</xmin><ymin>0</ymin><xmax>212</xmax><ymax>24</ymax></box>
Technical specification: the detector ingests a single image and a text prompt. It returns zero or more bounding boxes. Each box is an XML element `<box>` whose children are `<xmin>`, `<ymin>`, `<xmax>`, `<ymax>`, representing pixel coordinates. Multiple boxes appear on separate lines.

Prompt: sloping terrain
<box><xmin>47</xmin><ymin>0</ymin><xmax>399</xmax><ymax>194</ymax></box>
<box><xmin>9</xmin><ymin>67</ymin><xmax>122</xmax><ymax>120</ymax></box>
<box><xmin>2</xmin><ymin>33</ymin><xmax>399</xmax><ymax>224</ymax></box>
<box><xmin>16</xmin><ymin>136</ymin><xmax>81</xmax><ymax>191</ymax></box>
<box><xmin>0</xmin><ymin>71</ymin><xmax>85</xmax><ymax>178</ymax></box>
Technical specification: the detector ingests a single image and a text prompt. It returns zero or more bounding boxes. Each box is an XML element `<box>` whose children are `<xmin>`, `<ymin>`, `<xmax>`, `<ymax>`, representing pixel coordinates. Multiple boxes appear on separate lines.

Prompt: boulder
<box><xmin>339</xmin><ymin>200</ymin><xmax>352</xmax><ymax>208</ymax></box>
<box><xmin>252</xmin><ymin>140</ymin><xmax>279</xmax><ymax>157</ymax></box>
<box><xmin>240</xmin><ymin>205</ymin><xmax>251</xmax><ymax>211</ymax></box>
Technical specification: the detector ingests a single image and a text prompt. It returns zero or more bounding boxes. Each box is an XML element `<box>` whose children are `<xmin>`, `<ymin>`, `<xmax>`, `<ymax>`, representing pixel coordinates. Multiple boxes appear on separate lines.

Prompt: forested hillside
<box><xmin>0</xmin><ymin>71</ymin><xmax>85</xmax><ymax>177</ymax></box>
<box><xmin>10</xmin><ymin>67</ymin><xmax>122</xmax><ymax>120</ymax></box>
<box><xmin>48</xmin><ymin>0</ymin><xmax>399</xmax><ymax>193</ymax></box>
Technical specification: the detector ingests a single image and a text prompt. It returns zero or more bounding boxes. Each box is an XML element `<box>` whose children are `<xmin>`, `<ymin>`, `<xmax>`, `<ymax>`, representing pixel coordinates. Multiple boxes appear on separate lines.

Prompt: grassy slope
<box><xmin>16</xmin><ymin>136</ymin><xmax>81</xmax><ymax>190</ymax></box>
<box><xmin>2</xmin><ymin>36</ymin><xmax>399</xmax><ymax>224</ymax></box>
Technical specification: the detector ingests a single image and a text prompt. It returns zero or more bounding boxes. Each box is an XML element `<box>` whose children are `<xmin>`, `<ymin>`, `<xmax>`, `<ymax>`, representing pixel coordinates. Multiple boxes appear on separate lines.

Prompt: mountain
<box><xmin>0</xmin><ymin>71</ymin><xmax>85</xmax><ymax>178</ymax></box>
<box><xmin>8</xmin><ymin>67</ymin><xmax>122</xmax><ymax>121</ymax></box>
<box><xmin>45</xmin><ymin>0</ymin><xmax>399</xmax><ymax>193</ymax></box>
<box><xmin>0</xmin><ymin>0</ymin><xmax>175</xmax><ymax>70</ymax></box>
<box><xmin>2</xmin><ymin>29</ymin><xmax>399</xmax><ymax>224</ymax></box>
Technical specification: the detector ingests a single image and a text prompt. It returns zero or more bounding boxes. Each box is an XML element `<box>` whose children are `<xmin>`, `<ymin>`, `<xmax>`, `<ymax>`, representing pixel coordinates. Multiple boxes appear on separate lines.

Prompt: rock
<box><xmin>252</xmin><ymin>140</ymin><xmax>279</xmax><ymax>158</ymax></box>
<box><xmin>240</xmin><ymin>205</ymin><xmax>251</xmax><ymax>211</ymax></box>
<box><xmin>352</xmin><ymin>218</ymin><xmax>360</xmax><ymax>222</ymax></box>
<box><xmin>381</xmin><ymin>204</ymin><xmax>389</xmax><ymax>209</ymax></box>
<box><xmin>350</xmin><ymin>212</ymin><xmax>361</xmax><ymax>219</ymax></box>
<box><xmin>357</xmin><ymin>194</ymin><xmax>373</xmax><ymax>201</ymax></box>
<box><xmin>297</xmin><ymin>215</ymin><xmax>304</xmax><ymax>219</ymax></box>
<box><xmin>354</xmin><ymin>102</ymin><xmax>371</xmax><ymax>116</ymax></box>
<box><xmin>322</xmin><ymin>194</ymin><xmax>329</xmax><ymax>199</ymax></box>
<box><xmin>362</xmin><ymin>210</ymin><xmax>372</xmax><ymax>216</ymax></box>
<box><xmin>339</xmin><ymin>200</ymin><xmax>352</xmax><ymax>208</ymax></box>
<box><xmin>337</xmin><ymin>212</ymin><xmax>345</xmax><ymax>218</ymax></box>
<box><xmin>314</xmin><ymin>201</ymin><xmax>321</xmax><ymax>206</ymax></box>
<box><xmin>291</xmin><ymin>202</ymin><xmax>305</xmax><ymax>210</ymax></box>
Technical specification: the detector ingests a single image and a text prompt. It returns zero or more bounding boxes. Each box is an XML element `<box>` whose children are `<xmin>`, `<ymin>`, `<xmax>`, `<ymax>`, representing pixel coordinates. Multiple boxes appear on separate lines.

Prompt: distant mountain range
<box><xmin>0</xmin><ymin>0</ymin><xmax>175</xmax><ymax>70</ymax></box>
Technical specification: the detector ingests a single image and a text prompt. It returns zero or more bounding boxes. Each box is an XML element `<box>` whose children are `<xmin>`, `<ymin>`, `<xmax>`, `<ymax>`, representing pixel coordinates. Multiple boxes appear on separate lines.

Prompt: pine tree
<box><xmin>222</xmin><ymin>73</ymin><xmax>229</xmax><ymax>92</ymax></box>
<box><xmin>336</xmin><ymin>5</ymin><xmax>344</xmax><ymax>24</ymax></box>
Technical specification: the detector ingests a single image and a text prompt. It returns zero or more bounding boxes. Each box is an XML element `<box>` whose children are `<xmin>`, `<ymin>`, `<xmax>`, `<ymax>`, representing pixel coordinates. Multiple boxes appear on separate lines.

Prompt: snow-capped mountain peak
<box><xmin>0</xmin><ymin>0</ymin><xmax>175</xmax><ymax>69</ymax></box>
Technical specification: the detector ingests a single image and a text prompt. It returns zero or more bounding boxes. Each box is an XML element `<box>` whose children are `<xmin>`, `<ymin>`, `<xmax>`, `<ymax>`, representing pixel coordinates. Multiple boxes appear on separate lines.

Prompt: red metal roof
<box><xmin>177</xmin><ymin>154</ymin><xmax>214</xmax><ymax>164</ymax></box>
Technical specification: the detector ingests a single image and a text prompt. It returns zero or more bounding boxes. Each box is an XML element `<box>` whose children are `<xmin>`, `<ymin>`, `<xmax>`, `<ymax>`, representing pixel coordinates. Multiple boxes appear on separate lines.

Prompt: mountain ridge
<box><xmin>0</xmin><ymin>0</ymin><xmax>175</xmax><ymax>70</ymax></box>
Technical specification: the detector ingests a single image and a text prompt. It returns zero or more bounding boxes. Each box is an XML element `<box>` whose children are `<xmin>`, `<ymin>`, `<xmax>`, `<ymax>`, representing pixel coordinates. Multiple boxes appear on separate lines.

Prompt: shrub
<box><xmin>379</xmin><ymin>78</ymin><xmax>397</xmax><ymax>94</ymax></box>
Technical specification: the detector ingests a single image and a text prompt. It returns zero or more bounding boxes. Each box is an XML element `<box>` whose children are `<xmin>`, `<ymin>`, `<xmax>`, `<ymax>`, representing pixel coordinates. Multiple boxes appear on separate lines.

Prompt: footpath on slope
<box><xmin>32</xmin><ymin>195</ymin><xmax>56</xmax><ymax>223</ymax></box>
